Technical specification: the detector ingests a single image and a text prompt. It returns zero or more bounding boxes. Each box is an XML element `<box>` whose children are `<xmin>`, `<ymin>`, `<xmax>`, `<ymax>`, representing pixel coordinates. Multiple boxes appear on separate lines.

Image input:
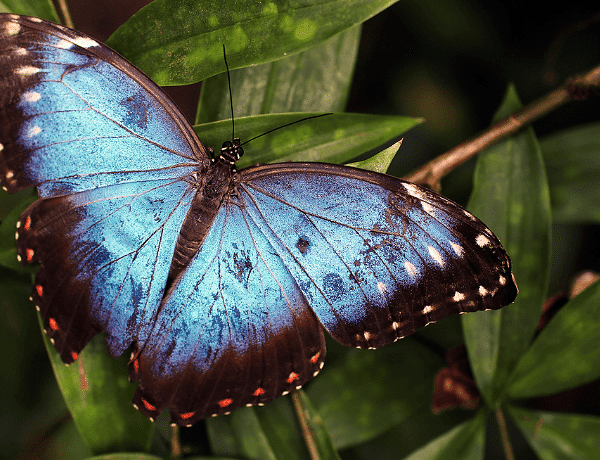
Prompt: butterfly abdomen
<box><xmin>170</xmin><ymin>160</ymin><xmax>235</xmax><ymax>279</ymax></box>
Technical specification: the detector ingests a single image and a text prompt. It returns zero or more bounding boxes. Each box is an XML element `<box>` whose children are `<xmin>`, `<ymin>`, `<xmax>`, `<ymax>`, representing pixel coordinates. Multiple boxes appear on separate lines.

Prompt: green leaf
<box><xmin>40</xmin><ymin>315</ymin><xmax>153</xmax><ymax>454</ymax></box>
<box><xmin>540</xmin><ymin>122</ymin><xmax>600</xmax><ymax>223</ymax></box>
<box><xmin>306</xmin><ymin>338</ymin><xmax>443</xmax><ymax>449</ymax></box>
<box><xmin>506</xmin><ymin>279</ymin><xmax>600</xmax><ymax>399</ymax></box>
<box><xmin>197</xmin><ymin>25</ymin><xmax>361</xmax><ymax>122</ymax></box>
<box><xmin>1</xmin><ymin>0</ymin><xmax>59</xmax><ymax>20</ymax></box>
<box><xmin>106</xmin><ymin>0</ymin><xmax>399</xmax><ymax>85</ymax></box>
<box><xmin>507</xmin><ymin>405</ymin><xmax>600</xmax><ymax>460</ymax></box>
<box><xmin>403</xmin><ymin>409</ymin><xmax>487</xmax><ymax>460</ymax></box>
<box><xmin>463</xmin><ymin>84</ymin><xmax>551</xmax><ymax>405</ymax></box>
<box><xmin>209</xmin><ymin>397</ymin><xmax>317</xmax><ymax>460</ymax></box>
<box><xmin>347</xmin><ymin>139</ymin><xmax>402</xmax><ymax>173</ymax></box>
<box><xmin>194</xmin><ymin>112</ymin><xmax>421</xmax><ymax>168</ymax></box>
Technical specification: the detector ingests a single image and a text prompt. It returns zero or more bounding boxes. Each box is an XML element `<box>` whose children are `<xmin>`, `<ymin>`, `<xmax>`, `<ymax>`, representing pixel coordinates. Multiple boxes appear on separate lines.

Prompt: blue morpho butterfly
<box><xmin>0</xmin><ymin>14</ymin><xmax>517</xmax><ymax>426</ymax></box>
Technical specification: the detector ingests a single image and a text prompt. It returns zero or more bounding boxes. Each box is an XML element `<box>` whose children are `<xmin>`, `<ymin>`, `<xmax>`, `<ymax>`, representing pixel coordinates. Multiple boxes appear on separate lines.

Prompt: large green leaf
<box><xmin>402</xmin><ymin>409</ymin><xmax>487</xmax><ymax>460</ymax></box>
<box><xmin>106</xmin><ymin>0</ymin><xmax>399</xmax><ymax>85</ymax></box>
<box><xmin>541</xmin><ymin>122</ymin><xmax>600</xmax><ymax>223</ymax></box>
<box><xmin>506</xmin><ymin>279</ymin><xmax>600</xmax><ymax>399</ymax></box>
<box><xmin>193</xmin><ymin>112</ymin><xmax>421</xmax><ymax>168</ymax></box>
<box><xmin>463</xmin><ymin>85</ymin><xmax>551</xmax><ymax>405</ymax></box>
<box><xmin>40</xmin><ymin>317</ymin><xmax>154</xmax><ymax>454</ymax></box>
<box><xmin>306</xmin><ymin>338</ymin><xmax>443</xmax><ymax>449</ymax></box>
<box><xmin>507</xmin><ymin>405</ymin><xmax>600</xmax><ymax>460</ymax></box>
<box><xmin>1</xmin><ymin>0</ymin><xmax>59</xmax><ymax>20</ymax></box>
<box><xmin>197</xmin><ymin>26</ymin><xmax>361</xmax><ymax>122</ymax></box>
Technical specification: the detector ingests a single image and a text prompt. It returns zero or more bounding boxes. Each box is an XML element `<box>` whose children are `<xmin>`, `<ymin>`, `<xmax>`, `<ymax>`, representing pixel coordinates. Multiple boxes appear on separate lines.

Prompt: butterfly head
<box><xmin>219</xmin><ymin>138</ymin><xmax>243</xmax><ymax>165</ymax></box>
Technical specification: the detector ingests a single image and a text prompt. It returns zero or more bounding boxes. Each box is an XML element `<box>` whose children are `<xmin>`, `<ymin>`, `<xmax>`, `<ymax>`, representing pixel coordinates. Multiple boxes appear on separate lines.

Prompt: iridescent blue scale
<box><xmin>0</xmin><ymin>14</ymin><xmax>517</xmax><ymax>426</ymax></box>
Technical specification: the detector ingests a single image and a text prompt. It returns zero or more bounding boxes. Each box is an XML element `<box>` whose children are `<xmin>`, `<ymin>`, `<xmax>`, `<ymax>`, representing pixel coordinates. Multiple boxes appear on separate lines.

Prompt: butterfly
<box><xmin>0</xmin><ymin>14</ymin><xmax>517</xmax><ymax>426</ymax></box>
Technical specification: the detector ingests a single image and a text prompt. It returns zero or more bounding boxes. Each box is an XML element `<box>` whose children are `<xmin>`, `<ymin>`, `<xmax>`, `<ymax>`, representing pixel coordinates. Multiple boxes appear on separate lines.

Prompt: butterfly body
<box><xmin>0</xmin><ymin>14</ymin><xmax>517</xmax><ymax>425</ymax></box>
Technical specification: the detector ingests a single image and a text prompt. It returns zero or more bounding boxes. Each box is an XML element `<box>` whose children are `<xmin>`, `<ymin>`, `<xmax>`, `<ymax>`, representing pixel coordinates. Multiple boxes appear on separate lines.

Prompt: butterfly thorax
<box><xmin>169</xmin><ymin>158</ymin><xmax>235</xmax><ymax>279</ymax></box>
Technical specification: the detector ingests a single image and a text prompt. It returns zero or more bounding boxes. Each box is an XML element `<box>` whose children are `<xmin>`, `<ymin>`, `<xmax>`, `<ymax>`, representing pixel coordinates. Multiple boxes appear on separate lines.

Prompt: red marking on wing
<box><xmin>24</xmin><ymin>216</ymin><xmax>31</xmax><ymax>231</ymax></box>
<box><xmin>310</xmin><ymin>352</ymin><xmax>321</xmax><ymax>364</ymax></box>
<box><xmin>218</xmin><ymin>398</ymin><xmax>233</xmax><ymax>408</ymax></box>
<box><xmin>35</xmin><ymin>285</ymin><xmax>43</xmax><ymax>297</ymax></box>
<box><xmin>253</xmin><ymin>387</ymin><xmax>265</xmax><ymax>396</ymax></box>
<box><xmin>179</xmin><ymin>412</ymin><xmax>195</xmax><ymax>420</ymax></box>
<box><xmin>71</xmin><ymin>351</ymin><xmax>78</xmax><ymax>361</ymax></box>
<box><xmin>286</xmin><ymin>372</ymin><xmax>299</xmax><ymax>384</ymax></box>
<box><xmin>48</xmin><ymin>317</ymin><xmax>59</xmax><ymax>331</ymax></box>
<box><xmin>26</xmin><ymin>248</ymin><xmax>34</xmax><ymax>261</ymax></box>
<box><xmin>141</xmin><ymin>398</ymin><xmax>156</xmax><ymax>412</ymax></box>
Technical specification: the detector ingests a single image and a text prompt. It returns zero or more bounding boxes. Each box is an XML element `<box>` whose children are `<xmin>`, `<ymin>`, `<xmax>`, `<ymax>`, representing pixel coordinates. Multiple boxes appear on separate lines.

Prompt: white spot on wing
<box><xmin>17</xmin><ymin>66</ymin><xmax>40</xmax><ymax>76</ymax></box>
<box><xmin>421</xmin><ymin>201</ymin><xmax>435</xmax><ymax>215</ymax></box>
<box><xmin>450</xmin><ymin>241</ymin><xmax>464</xmax><ymax>257</ymax></box>
<box><xmin>476</xmin><ymin>234</ymin><xmax>491</xmax><ymax>247</ymax></box>
<box><xmin>5</xmin><ymin>21</ymin><xmax>20</xmax><ymax>36</ymax></box>
<box><xmin>453</xmin><ymin>291</ymin><xmax>466</xmax><ymax>302</ymax></box>
<box><xmin>28</xmin><ymin>126</ymin><xmax>42</xmax><ymax>137</ymax></box>
<box><xmin>463</xmin><ymin>209</ymin><xmax>477</xmax><ymax>221</ymax></box>
<box><xmin>72</xmin><ymin>36</ymin><xmax>99</xmax><ymax>48</ymax></box>
<box><xmin>377</xmin><ymin>281</ymin><xmax>387</xmax><ymax>294</ymax></box>
<box><xmin>15</xmin><ymin>47</ymin><xmax>27</xmax><ymax>56</ymax></box>
<box><xmin>428</xmin><ymin>246</ymin><xmax>444</xmax><ymax>266</ymax></box>
<box><xmin>6</xmin><ymin>170</ymin><xmax>14</xmax><ymax>179</ymax></box>
<box><xmin>499</xmin><ymin>275</ymin><xmax>506</xmax><ymax>286</ymax></box>
<box><xmin>403</xmin><ymin>182</ymin><xmax>427</xmax><ymax>200</ymax></box>
<box><xmin>23</xmin><ymin>91</ymin><xmax>41</xmax><ymax>103</ymax></box>
<box><xmin>479</xmin><ymin>286</ymin><xmax>489</xmax><ymax>297</ymax></box>
<box><xmin>405</xmin><ymin>261</ymin><xmax>418</xmax><ymax>279</ymax></box>
<box><xmin>30</xmin><ymin>17</ymin><xmax>43</xmax><ymax>23</ymax></box>
<box><xmin>0</xmin><ymin>143</ymin><xmax>3</xmax><ymax>152</ymax></box>
<box><xmin>422</xmin><ymin>305</ymin><xmax>433</xmax><ymax>315</ymax></box>
<box><xmin>56</xmin><ymin>39</ymin><xmax>73</xmax><ymax>49</ymax></box>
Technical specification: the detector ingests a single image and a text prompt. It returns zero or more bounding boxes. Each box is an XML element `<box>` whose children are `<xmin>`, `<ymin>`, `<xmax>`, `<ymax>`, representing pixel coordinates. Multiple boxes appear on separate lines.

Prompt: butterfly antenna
<box><xmin>222</xmin><ymin>44</ymin><xmax>236</xmax><ymax>141</ymax></box>
<box><xmin>241</xmin><ymin>113</ymin><xmax>332</xmax><ymax>147</ymax></box>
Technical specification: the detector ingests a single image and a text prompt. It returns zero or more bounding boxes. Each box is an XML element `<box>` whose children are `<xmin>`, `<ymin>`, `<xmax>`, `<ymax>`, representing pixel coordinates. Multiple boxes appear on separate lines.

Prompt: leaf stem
<box><xmin>292</xmin><ymin>391</ymin><xmax>321</xmax><ymax>460</ymax></box>
<box><xmin>403</xmin><ymin>64</ymin><xmax>600</xmax><ymax>189</ymax></box>
<box><xmin>55</xmin><ymin>0</ymin><xmax>74</xmax><ymax>28</ymax></box>
<box><xmin>495</xmin><ymin>407</ymin><xmax>515</xmax><ymax>460</ymax></box>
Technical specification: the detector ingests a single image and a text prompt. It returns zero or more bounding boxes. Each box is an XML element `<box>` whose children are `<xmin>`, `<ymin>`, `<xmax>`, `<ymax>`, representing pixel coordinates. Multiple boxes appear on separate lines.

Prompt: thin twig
<box><xmin>403</xmin><ymin>64</ymin><xmax>600</xmax><ymax>189</ymax></box>
<box><xmin>55</xmin><ymin>0</ymin><xmax>74</xmax><ymax>28</ymax></box>
<box><xmin>291</xmin><ymin>390</ymin><xmax>320</xmax><ymax>460</ymax></box>
<box><xmin>495</xmin><ymin>407</ymin><xmax>515</xmax><ymax>460</ymax></box>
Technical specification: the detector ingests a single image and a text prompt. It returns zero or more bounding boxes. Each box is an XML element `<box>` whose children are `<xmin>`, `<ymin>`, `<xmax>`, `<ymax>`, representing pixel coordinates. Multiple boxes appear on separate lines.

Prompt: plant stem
<box><xmin>495</xmin><ymin>407</ymin><xmax>515</xmax><ymax>460</ymax></box>
<box><xmin>403</xmin><ymin>64</ymin><xmax>600</xmax><ymax>189</ymax></box>
<box><xmin>292</xmin><ymin>390</ymin><xmax>321</xmax><ymax>460</ymax></box>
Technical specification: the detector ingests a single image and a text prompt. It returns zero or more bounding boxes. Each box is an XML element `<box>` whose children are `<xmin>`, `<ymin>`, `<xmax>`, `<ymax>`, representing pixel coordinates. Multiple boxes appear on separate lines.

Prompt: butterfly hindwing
<box><xmin>131</xmin><ymin>200</ymin><xmax>326</xmax><ymax>425</ymax></box>
<box><xmin>238</xmin><ymin>163</ymin><xmax>517</xmax><ymax>349</ymax></box>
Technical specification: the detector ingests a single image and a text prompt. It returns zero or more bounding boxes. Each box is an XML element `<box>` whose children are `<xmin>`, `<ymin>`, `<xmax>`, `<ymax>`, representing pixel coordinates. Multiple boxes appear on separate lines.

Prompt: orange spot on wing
<box><xmin>218</xmin><ymin>398</ymin><xmax>233</xmax><ymax>408</ymax></box>
<box><xmin>35</xmin><ymin>284</ymin><xmax>43</xmax><ymax>297</ymax></box>
<box><xmin>71</xmin><ymin>351</ymin><xmax>78</xmax><ymax>361</ymax></box>
<box><xmin>286</xmin><ymin>372</ymin><xmax>299</xmax><ymax>383</ymax></box>
<box><xmin>253</xmin><ymin>387</ymin><xmax>265</xmax><ymax>396</ymax></box>
<box><xmin>179</xmin><ymin>411</ymin><xmax>195</xmax><ymax>420</ymax></box>
<box><xmin>141</xmin><ymin>398</ymin><xmax>156</xmax><ymax>412</ymax></box>
<box><xmin>132</xmin><ymin>359</ymin><xmax>139</xmax><ymax>373</ymax></box>
<box><xmin>24</xmin><ymin>216</ymin><xmax>31</xmax><ymax>231</ymax></box>
<box><xmin>310</xmin><ymin>352</ymin><xmax>321</xmax><ymax>364</ymax></box>
<box><xmin>26</xmin><ymin>248</ymin><xmax>34</xmax><ymax>261</ymax></box>
<box><xmin>48</xmin><ymin>317</ymin><xmax>59</xmax><ymax>331</ymax></box>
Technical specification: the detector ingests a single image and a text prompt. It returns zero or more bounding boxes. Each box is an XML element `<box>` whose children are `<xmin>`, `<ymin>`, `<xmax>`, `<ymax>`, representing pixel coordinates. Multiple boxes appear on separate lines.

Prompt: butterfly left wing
<box><xmin>130</xmin><ymin>200</ymin><xmax>326</xmax><ymax>426</ymax></box>
<box><xmin>237</xmin><ymin>163</ymin><xmax>518</xmax><ymax>349</ymax></box>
